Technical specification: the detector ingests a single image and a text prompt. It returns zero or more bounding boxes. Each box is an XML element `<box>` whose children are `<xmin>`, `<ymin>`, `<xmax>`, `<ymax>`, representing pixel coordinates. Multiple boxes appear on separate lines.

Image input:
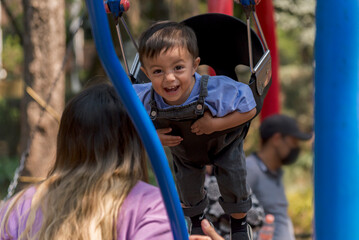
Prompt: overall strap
<box><xmin>149</xmin><ymin>88</ymin><xmax>158</xmax><ymax>120</ymax></box>
<box><xmin>195</xmin><ymin>75</ymin><xmax>209</xmax><ymax>115</ymax></box>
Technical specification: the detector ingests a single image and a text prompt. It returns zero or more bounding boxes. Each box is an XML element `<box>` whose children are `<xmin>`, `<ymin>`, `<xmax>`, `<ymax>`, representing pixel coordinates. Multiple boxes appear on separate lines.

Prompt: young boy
<box><xmin>133</xmin><ymin>21</ymin><xmax>256</xmax><ymax>240</ymax></box>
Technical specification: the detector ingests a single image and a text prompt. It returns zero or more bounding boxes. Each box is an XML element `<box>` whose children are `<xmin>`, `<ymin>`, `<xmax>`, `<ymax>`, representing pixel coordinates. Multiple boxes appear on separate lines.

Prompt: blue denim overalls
<box><xmin>150</xmin><ymin>75</ymin><xmax>252</xmax><ymax>217</ymax></box>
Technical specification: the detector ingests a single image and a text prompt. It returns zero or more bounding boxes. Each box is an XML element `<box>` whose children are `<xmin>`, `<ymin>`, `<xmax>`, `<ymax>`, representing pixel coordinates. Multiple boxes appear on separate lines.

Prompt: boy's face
<box><xmin>141</xmin><ymin>46</ymin><xmax>200</xmax><ymax>105</ymax></box>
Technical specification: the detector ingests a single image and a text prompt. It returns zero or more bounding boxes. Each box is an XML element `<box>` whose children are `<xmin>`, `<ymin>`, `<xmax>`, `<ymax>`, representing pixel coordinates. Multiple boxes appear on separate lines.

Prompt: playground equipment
<box><xmin>85</xmin><ymin>0</ymin><xmax>270</xmax><ymax>239</ymax></box>
<box><xmin>131</xmin><ymin>13</ymin><xmax>271</xmax><ymax>116</ymax></box>
<box><xmin>104</xmin><ymin>0</ymin><xmax>139</xmax><ymax>83</ymax></box>
<box><xmin>315</xmin><ymin>1</ymin><xmax>359</xmax><ymax>239</ymax></box>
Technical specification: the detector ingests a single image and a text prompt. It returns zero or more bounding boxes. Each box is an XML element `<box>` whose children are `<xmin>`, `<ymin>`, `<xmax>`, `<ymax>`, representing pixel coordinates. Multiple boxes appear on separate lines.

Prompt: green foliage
<box><xmin>284</xmin><ymin>152</ymin><xmax>314</xmax><ymax>237</ymax></box>
<box><xmin>280</xmin><ymin>65</ymin><xmax>314</xmax><ymax>133</ymax></box>
<box><xmin>2</xmin><ymin>35</ymin><xmax>23</xmax><ymax>80</ymax></box>
<box><xmin>275</xmin><ymin>0</ymin><xmax>315</xmax><ymax>65</ymax></box>
<box><xmin>287</xmin><ymin>185</ymin><xmax>313</xmax><ymax>237</ymax></box>
<box><xmin>148</xmin><ymin>165</ymin><xmax>157</xmax><ymax>186</ymax></box>
<box><xmin>0</xmin><ymin>98</ymin><xmax>21</xmax><ymax>156</ymax></box>
<box><xmin>279</xmin><ymin>64</ymin><xmax>314</xmax><ymax>236</ymax></box>
<box><xmin>199</xmin><ymin>0</ymin><xmax>207</xmax><ymax>14</ymax></box>
<box><xmin>277</xmin><ymin>28</ymin><xmax>301</xmax><ymax>65</ymax></box>
<box><xmin>0</xmin><ymin>156</ymin><xmax>19</xmax><ymax>199</ymax></box>
<box><xmin>284</xmin><ymin>152</ymin><xmax>314</xmax><ymax>188</ymax></box>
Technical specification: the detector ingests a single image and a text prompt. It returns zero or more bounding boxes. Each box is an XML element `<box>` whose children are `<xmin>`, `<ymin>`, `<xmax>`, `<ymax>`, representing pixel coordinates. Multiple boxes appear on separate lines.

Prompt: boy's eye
<box><xmin>153</xmin><ymin>69</ymin><xmax>163</xmax><ymax>75</ymax></box>
<box><xmin>175</xmin><ymin>65</ymin><xmax>184</xmax><ymax>71</ymax></box>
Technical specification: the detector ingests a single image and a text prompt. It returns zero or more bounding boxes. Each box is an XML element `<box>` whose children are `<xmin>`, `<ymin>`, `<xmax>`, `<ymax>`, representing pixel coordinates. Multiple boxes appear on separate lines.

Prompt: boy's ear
<box><xmin>193</xmin><ymin>57</ymin><xmax>201</xmax><ymax>71</ymax></box>
<box><xmin>140</xmin><ymin>66</ymin><xmax>151</xmax><ymax>79</ymax></box>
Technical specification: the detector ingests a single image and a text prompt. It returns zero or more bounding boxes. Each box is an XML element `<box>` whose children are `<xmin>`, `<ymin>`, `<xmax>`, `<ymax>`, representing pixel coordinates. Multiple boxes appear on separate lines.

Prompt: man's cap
<box><xmin>260</xmin><ymin>114</ymin><xmax>312</xmax><ymax>140</ymax></box>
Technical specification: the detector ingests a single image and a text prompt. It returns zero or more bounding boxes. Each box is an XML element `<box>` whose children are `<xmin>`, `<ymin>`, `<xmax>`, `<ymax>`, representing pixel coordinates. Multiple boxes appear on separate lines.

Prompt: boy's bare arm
<box><xmin>191</xmin><ymin>108</ymin><xmax>257</xmax><ymax>135</ymax></box>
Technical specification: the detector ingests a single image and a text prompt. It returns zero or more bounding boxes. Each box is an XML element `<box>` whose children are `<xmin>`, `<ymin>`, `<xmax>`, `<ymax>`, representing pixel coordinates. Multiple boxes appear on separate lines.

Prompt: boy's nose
<box><xmin>164</xmin><ymin>71</ymin><xmax>176</xmax><ymax>81</ymax></box>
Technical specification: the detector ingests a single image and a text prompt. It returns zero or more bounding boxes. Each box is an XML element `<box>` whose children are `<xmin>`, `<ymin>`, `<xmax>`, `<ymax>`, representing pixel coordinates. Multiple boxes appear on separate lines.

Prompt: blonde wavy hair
<box><xmin>1</xmin><ymin>82</ymin><xmax>148</xmax><ymax>239</ymax></box>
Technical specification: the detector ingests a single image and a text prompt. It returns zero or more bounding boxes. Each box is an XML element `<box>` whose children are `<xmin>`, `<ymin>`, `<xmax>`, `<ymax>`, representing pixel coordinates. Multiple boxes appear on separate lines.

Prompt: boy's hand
<box><xmin>191</xmin><ymin>111</ymin><xmax>217</xmax><ymax>135</ymax></box>
<box><xmin>157</xmin><ymin>128</ymin><xmax>183</xmax><ymax>147</ymax></box>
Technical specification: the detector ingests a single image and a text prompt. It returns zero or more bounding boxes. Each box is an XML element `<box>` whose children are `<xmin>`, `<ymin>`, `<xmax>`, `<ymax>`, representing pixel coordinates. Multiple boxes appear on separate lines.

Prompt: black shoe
<box><xmin>188</xmin><ymin>216</ymin><xmax>214</xmax><ymax>236</ymax></box>
<box><xmin>191</xmin><ymin>225</ymin><xmax>205</xmax><ymax>235</ymax></box>
<box><xmin>230</xmin><ymin>223</ymin><xmax>253</xmax><ymax>240</ymax></box>
<box><xmin>189</xmin><ymin>213</ymin><xmax>206</xmax><ymax>235</ymax></box>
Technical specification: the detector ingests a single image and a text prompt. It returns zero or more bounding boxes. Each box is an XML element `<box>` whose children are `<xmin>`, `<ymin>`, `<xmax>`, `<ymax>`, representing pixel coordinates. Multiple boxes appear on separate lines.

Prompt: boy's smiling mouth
<box><xmin>164</xmin><ymin>86</ymin><xmax>180</xmax><ymax>93</ymax></box>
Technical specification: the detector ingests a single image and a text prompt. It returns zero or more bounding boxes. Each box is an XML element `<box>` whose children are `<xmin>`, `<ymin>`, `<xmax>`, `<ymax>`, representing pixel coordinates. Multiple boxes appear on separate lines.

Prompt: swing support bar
<box><xmin>84</xmin><ymin>1</ymin><xmax>189</xmax><ymax>239</ymax></box>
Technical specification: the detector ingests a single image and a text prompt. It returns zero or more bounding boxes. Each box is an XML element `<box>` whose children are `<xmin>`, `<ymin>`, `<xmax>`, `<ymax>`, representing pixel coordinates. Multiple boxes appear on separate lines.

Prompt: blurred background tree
<box><xmin>14</xmin><ymin>0</ymin><xmax>66</xmax><ymax>192</ymax></box>
<box><xmin>0</xmin><ymin>0</ymin><xmax>315</xmax><ymax>237</ymax></box>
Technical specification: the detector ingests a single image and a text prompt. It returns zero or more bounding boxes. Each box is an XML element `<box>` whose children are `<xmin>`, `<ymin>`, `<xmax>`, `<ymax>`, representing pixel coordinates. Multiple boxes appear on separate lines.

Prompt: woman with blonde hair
<box><xmin>0</xmin><ymin>82</ymin><xmax>172</xmax><ymax>240</ymax></box>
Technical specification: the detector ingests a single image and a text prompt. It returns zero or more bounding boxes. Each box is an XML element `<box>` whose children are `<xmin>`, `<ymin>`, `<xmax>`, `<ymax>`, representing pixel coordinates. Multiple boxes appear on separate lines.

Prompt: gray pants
<box><xmin>172</xmin><ymin>135</ymin><xmax>252</xmax><ymax>217</ymax></box>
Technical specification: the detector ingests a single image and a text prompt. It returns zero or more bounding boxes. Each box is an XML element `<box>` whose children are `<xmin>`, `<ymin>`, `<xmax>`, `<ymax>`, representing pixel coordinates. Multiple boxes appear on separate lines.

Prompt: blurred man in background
<box><xmin>246</xmin><ymin>114</ymin><xmax>312</xmax><ymax>240</ymax></box>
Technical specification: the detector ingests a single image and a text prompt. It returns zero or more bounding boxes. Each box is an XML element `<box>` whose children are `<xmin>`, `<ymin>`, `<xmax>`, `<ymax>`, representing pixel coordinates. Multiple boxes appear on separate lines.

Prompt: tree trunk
<box><xmin>17</xmin><ymin>0</ymin><xmax>65</xmax><ymax>191</ymax></box>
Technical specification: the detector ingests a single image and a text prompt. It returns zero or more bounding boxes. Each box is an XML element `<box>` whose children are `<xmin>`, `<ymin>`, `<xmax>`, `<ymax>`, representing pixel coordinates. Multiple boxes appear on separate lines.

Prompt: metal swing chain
<box><xmin>4</xmin><ymin>15</ymin><xmax>86</xmax><ymax>202</ymax></box>
<box><xmin>104</xmin><ymin>0</ymin><xmax>139</xmax><ymax>79</ymax></box>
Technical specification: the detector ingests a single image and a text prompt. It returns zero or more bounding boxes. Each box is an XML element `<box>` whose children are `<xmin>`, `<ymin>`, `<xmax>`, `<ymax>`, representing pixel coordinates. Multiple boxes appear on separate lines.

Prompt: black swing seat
<box><xmin>131</xmin><ymin>13</ymin><xmax>271</xmax><ymax>118</ymax></box>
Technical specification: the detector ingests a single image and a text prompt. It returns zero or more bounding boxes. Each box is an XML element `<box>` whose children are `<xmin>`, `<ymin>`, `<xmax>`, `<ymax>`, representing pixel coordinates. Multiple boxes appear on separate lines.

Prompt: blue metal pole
<box><xmin>315</xmin><ymin>1</ymin><xmax>359</xmax><ymax>239</ymax></box>
<box><xmin>84</xmin><ymin>1</ymin><xmax>188</xmax><ymax>239</ymax></box>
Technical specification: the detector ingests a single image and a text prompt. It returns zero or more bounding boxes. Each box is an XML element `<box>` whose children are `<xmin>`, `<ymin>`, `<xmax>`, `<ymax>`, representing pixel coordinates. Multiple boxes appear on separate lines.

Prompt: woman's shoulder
<box><xmin>0</xmin><ymin>186</ymin><xmax>38</xmax><ymax>239</ymax></box>
<box><xmin>125</xmin><ymin>181</ymin><xmax>161</xmax><ymax>204</ymax></box>
<box><xmin>129</xmin><ymin>180</ymin><xmax>159</xmax><ymax>193</ymax></box>
<box><xmin>1</xmin><ymin>186</ymin><xmax>37</xmax><ymax>213</ymax></box>
<box><xmin>120</xmin><ymin>181</ymin><xmax>165</xmax><ymax>218</ymax></box>
<box><xmin>117</xmin><ymin>181</ymin><xmax>172</xmax><ymax>240</ymax></box>
<box><xmin>22</xmin><ymin>186</ymin><xmax>37</xmax><ymax>199</ymax></box>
